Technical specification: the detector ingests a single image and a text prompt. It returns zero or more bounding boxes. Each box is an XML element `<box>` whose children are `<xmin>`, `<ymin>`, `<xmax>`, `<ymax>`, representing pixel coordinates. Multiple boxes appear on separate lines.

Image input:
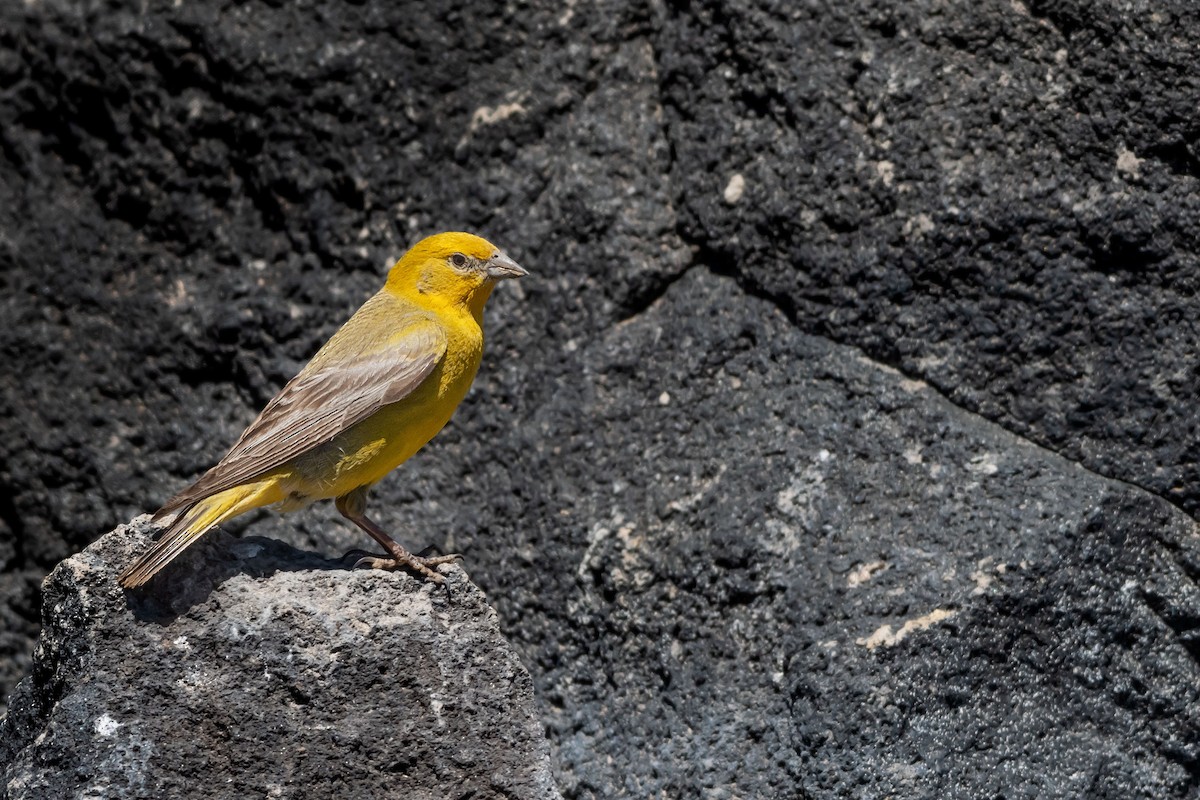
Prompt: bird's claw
<box><xmin>352</xmin><ymin>552</ymin><xmax>462</xmax><ymax>584</ymax></box>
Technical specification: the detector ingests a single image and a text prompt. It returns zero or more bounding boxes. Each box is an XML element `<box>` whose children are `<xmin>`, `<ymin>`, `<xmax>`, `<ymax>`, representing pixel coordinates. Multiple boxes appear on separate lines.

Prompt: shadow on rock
<box><xmin>120</xmin><ymin>520</ymin><xmax>358</xmax><ymax>624</ymax></box>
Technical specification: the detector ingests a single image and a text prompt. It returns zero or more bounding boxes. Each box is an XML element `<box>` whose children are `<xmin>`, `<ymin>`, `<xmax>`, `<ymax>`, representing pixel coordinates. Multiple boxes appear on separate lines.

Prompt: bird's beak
<box><xmin>486</xmin><ymin>250</ymin><xmax>528</xmax><ymax>280</ymax></box>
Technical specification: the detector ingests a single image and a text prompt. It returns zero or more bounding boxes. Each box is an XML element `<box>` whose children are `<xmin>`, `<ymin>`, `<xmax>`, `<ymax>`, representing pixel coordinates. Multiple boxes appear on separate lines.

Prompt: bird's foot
<box><xmin>352</xmin><ymin>552</ymin><xmax>462</xmax><ymax>584</ymax></box>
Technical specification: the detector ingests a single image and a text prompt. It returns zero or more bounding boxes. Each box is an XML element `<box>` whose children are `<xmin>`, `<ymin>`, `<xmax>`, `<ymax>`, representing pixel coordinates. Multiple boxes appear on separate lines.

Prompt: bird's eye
<box><xmin>450</xmin><ymin>253</ymin><xmax>468</xmax><ymax>269</ymax></box>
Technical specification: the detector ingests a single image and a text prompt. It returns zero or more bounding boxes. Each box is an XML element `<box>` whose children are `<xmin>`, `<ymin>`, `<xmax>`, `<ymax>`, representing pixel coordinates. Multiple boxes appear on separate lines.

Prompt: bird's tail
<box><xmin>118</xmin><ymin>480</ymin><xmax>279</xmax><ymax>588</ymax></box>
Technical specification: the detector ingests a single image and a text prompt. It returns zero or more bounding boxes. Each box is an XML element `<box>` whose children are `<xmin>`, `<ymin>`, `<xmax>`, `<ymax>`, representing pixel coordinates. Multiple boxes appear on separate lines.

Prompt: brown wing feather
<box><xmin>157</xmin><ymin>316</ymin><xmax>446</xmax><ymax>518</ymax></box>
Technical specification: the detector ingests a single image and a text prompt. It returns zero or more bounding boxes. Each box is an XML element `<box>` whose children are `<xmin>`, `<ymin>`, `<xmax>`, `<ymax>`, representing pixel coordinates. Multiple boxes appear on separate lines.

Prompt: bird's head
<box><xmin>386</xmin><ymin>231</ymin><xmax>526</xmax><ymax>317</ymax></box>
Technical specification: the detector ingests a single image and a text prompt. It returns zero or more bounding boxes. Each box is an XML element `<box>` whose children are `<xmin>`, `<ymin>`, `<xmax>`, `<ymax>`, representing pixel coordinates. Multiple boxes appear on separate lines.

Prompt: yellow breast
<box><xmin>280</xmin><ymin>303</ymin><xmax>484</xmax><ymax>503</ymax></box>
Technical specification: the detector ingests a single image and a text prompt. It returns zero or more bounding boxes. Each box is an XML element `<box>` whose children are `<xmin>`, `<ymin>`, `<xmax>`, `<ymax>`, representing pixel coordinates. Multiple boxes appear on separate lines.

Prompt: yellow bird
<box><xmin>118</xmin><ymin>231</ymin><xmax>526</xmax><ymax>589</ymax></box>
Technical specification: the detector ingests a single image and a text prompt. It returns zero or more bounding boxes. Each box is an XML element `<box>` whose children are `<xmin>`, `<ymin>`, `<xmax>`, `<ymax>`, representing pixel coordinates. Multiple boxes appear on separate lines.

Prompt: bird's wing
<box><xmin>157</xmin><ymin>316</ymin><xmax>447</xmax><ymax>517</ymax></box>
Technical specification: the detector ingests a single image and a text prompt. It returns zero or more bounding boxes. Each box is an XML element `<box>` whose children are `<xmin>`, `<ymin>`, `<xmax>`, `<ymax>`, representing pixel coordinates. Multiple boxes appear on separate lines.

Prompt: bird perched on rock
<box><xmin>118</xmin><ymin>231</ymin><xmax>526</xmax><ymax>589</ymax></box>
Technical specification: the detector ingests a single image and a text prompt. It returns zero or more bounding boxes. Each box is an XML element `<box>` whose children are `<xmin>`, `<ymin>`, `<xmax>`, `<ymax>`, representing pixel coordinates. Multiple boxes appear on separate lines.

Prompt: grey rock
<box><xmin>0</xmin><ymin>519</ymin><xmax>560</xmax><ymax>800</ymax></box>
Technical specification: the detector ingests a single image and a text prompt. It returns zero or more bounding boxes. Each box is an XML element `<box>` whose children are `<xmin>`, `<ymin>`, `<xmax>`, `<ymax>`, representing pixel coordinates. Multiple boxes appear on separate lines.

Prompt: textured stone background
<box><xmin>2</xmin><ymin>0</ymin><xmax>1199</xmax><ymax>796</ymax></box>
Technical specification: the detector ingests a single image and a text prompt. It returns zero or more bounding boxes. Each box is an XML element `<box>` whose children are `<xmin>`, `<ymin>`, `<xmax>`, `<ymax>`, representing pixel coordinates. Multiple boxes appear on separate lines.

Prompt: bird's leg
<box><xmin>348</xmin><ymin>514</ymin><xmax>461</xmax><ymax>583</ymax></box>
<box><xmin>334</xmin><ymin>490</ymin><xmax>461</xmax><ymax>584</ymax></box>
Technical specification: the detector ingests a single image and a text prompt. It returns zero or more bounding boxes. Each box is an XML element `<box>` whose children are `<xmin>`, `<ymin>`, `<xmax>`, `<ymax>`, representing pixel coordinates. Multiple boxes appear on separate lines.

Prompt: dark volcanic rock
<box><xmin>3</xmin><ymin>0</ymin><xmax>1200</xmax><ymax>797</ymax></box>
<box><xmin>658</xmin><ymin>0</ymin><xmax>1200</xmax><ymax>515</ymax></box>
<box><xmin>0</xmin><ymin>518</ymin><xmax>559</xmax><ymax>800</ymax></box>
<box><xmin>484</xmin><ymin>267</ymin><xmax>1200</xmax><ymax>797</ymax></box>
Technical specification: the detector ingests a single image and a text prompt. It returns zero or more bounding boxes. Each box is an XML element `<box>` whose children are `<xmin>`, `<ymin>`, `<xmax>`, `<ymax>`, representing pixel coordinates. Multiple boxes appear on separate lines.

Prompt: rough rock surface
<box><xmin>506</xmin><ymin>268</ymin><xmax>1200</xmax><ymax>796</ymax></box>
<box><xmin>2</xmin><ymin>0</ymin><xmax>1200</xmax><ymax>797</ymax></box>
<box><xmin>660</xmin><ymin>0</ymin><xmax>1200</xmax><ymax>515</ymax></box>
<box><xmin>0</xmin><ymin>518</ymin><xmax>559</xmax><ymax>800</ymax></box>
